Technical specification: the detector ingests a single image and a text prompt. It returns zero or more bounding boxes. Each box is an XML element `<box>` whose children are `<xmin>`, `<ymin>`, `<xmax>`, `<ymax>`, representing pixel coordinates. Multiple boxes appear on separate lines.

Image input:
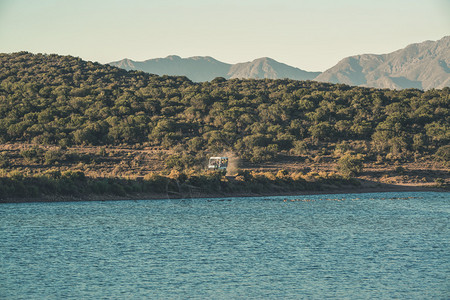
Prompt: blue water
<box><xmin>1</xmin><ymin>192</ymin><xmax>449</xmax><ymax>299</ymax></box>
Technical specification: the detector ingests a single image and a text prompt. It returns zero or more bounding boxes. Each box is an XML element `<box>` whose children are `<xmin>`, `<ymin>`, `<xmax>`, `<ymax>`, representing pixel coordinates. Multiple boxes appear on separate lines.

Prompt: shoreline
<box><xmin>1</xmin><ymin>183</ymin><xmax>447</xmax><ymax>204</ymax></box>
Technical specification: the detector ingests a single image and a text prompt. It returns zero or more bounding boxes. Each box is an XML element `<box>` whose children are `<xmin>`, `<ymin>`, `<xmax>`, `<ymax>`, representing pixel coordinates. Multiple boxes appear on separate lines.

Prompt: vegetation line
<box><xmin>0</xmin><ymin>169</ymin><xmax>364</xmax><ymax>201</ymax></box>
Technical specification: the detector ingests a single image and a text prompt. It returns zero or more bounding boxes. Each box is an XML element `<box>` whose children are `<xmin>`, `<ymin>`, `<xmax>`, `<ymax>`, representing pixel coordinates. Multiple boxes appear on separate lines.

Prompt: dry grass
<box><xmin>0</xmin><ymin>143</ymin><xmax>448</xmax><ymax>187</ymax></box>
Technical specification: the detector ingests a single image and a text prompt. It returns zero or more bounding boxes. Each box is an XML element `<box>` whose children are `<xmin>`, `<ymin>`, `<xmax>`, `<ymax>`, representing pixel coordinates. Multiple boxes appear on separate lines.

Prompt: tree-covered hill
<box><xmin>0</xmin><ymin>52</ymin><xmax>449</xmax><ymax>165</ymax></box>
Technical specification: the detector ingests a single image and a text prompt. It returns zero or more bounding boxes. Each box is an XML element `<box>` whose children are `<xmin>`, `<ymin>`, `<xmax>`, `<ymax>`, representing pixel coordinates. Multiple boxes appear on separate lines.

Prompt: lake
<box><xmin>1</xmin><ymin>192</ymin><xmax>449</xmax><ymax>299</ymax></box>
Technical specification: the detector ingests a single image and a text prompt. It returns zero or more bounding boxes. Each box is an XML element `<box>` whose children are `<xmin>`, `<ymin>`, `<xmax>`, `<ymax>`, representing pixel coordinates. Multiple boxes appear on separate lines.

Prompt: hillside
<box><xmin>0</xmin><ymin>52</ymin><xmax>448</xmax><ymax>198</ymax></box>
<box><xmin>1</xmin><ymin>52</ymin><xmax>448</xmax><ymax>158</ymax></box>
<box><xmin>315</xmin><ymin>36</ymin><xmax>450</xmax><ymax>90</ymax></box>
<box><xmin>109</xmin><ymin>56</ymin><xmax>319</xmax><ymax>82</ymax></box>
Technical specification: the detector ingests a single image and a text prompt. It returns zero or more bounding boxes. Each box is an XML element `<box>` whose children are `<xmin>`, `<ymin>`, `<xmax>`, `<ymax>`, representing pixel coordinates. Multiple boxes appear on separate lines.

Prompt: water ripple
<box><xmin>0</xmin><ymin>192</ymin><xmax>449</xmax><ymax>299</ymax></box>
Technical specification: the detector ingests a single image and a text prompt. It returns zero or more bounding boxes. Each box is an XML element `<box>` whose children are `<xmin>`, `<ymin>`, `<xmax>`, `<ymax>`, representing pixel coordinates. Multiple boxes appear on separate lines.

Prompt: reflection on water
<box><xmin>1</xmin><ymin>192</ymin><xmax>449</xmax><ymax>299</ymax></box>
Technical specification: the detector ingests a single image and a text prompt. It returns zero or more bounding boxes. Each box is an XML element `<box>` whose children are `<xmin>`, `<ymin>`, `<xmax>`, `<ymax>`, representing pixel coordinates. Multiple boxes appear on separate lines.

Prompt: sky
<box><xmin>0</xmin><ymin>0</ymin><xmax>449</xmax><ymax>71</ymax></box>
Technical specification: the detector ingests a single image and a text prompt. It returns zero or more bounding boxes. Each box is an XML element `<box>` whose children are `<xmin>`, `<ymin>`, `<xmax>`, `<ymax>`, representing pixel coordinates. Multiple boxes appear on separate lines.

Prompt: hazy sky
<box><xmin>0</xmin><ymin>0</ymin><xmax>449</xmax><ymax>71</ymax></box>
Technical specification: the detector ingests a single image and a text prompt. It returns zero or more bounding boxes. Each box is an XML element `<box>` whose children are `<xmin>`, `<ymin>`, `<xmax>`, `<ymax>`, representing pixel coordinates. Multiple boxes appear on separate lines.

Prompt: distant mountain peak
<box><xmin>165</xmin><ymin>55</ymin><xmax>181</xmax><ymax>60</ymax></box>
<box><xmin>253</xmin><ymin>57</ymin><xmax>273</xmax><ymax>61</ymax></box>
<box><xmin>190</xmin><ymin>56</ymin><xmax>215</xmax><ymax>60</ymax></box>
<box><xmin>226</xmin><ymin>57</ymin><xmax>321</xmax><ymax>80</ymax></box>
<box><xmin>315</xmin><ymin>36</ymin><xmax>450</xmax><ymax>90</ymax></box>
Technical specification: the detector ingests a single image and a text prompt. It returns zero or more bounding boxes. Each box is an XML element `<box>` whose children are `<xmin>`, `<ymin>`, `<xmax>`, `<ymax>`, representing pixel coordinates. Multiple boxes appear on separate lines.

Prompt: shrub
<box><xmin>44</xmin><ymin>149</ymin><xmax>63</xmax><ymax>164</ymax></box>
<box><xmin>434</xmin><ymin>178</ymin><xmax>445</xmax><ymax>187</ymax></box>
<box><xmin>249</xmin><ymin>145</ymin><xmax>278</xmax><ymax>163</ymax></box>
<box><xmin>20</xmin><ymin>147</ymin><xmax>44</xmax><ymax>163</ymax></box>
<box><xmin>435</xmin><ymin>145</ymin><xmax>450</xmax><ymax>162</ymax></box>
<box><xmin>394</xmin><ymin>166</ymin><xmax>405</xmax><ymax>174</ymax></box>
<box><xmin>61</xmin><ymin>170</ymin><xmax>86</xmax><ymax>181</ymax></box>
<box><xmin>337</xmin><ymin>154</ymin><xmax>363</xmax><ymax>177</ymax></box>
<box><xmin>0</xmin><ymin>154</ymin><xmax>8</xmax><ymax>168</ymax></box>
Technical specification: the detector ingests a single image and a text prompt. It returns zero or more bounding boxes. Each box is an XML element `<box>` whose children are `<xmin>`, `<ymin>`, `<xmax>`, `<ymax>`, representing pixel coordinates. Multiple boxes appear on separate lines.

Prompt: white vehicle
<box><xmin>208</xmin><ymin>157</ymin><xmax>228</xmax><ymax>170</ymax></box>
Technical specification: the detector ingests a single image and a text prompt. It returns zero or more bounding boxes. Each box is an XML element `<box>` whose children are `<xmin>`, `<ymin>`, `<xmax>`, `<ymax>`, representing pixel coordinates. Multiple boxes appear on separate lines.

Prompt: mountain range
<box><xmin>109</xmin><ymin>36</ymin><xmax>450</xmax><ymax>90</ymax></box>
<box><xmin>109</xmin><ymin>56</ymin><xmax>320</xmax><ymax>82</ymax></box>
<box><xmin>315</xmin><ymin>36</ymin><xmax>450</xmax><ymax>90</ymax></box>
